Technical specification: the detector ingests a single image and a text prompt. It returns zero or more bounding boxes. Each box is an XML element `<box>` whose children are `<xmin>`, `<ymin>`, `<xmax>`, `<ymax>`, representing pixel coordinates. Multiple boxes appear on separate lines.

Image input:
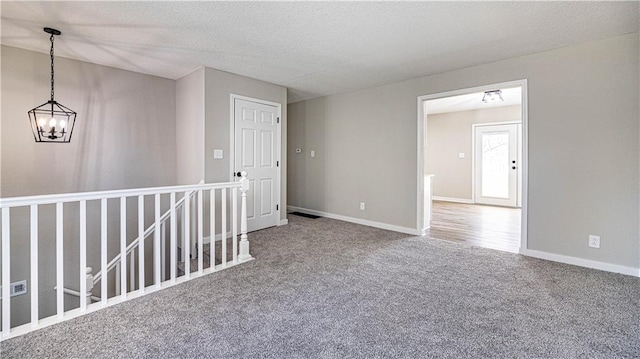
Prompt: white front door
<box><xmin>233</xmin><ymin>97</ymin><xmax>280</xmax><ymax>232</ymax></box>
<box><xmin>474</xmin><ymin>124</ymin><xmax>519</xmax><ymax>207</ymax></box>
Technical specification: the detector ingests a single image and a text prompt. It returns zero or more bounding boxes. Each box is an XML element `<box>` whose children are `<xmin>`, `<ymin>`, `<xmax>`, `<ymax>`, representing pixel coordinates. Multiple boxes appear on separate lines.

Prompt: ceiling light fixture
<box><xmin>482</xmin><ymin>90</ymin><xmax>504</xmax><ymax>103</ymax></box>
<box><xmin>28</xmin><ymin>27</ymin><xmax>77</xmax><ymax>143</ymax></box>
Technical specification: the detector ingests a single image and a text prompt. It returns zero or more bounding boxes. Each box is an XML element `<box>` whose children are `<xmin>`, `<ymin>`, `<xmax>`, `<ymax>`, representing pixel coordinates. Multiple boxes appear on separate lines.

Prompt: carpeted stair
<box><xmin>177</xmin><ymin>240</ymin><xmax>234</xmax><ymax>275</ymax></box>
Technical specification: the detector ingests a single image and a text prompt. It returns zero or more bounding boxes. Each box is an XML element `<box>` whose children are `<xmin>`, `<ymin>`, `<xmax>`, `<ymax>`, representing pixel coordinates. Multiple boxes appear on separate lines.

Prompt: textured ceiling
<box><xmin>1</xmin><ymin>2</ymin><xmax>638</xmax><ymax>103</ymax></box>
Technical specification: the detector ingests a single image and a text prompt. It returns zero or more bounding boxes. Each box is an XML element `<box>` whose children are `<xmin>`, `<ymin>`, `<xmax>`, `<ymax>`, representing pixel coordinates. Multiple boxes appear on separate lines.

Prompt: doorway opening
<box><xmin>416</xmin><ymin>80</ymin><xmax>528</xmax><ymax>253</ymax></box>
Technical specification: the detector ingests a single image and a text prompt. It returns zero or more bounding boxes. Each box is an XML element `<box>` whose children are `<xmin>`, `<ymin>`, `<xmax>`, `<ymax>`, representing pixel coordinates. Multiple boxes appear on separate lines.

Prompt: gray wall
<box><xmin>1</xmin><ymin>45</ymin><xmax>177</xmax><ymax>326</ymax></box>
<box><xmin>426</xmin><ymin>105</ymin><xmax>521</xmax><ymax>200</ymax></box>
<box><xmin>176</xmin><ymin>67</ymin><xmax>205</xmax><ymax>185</ymax></box>
<box><xmin>204</xmin><ymin>67</ymin><xmax>288</xmax><ymax>222</ymax></box>
<box><xmin>288</xmin><ymin>34</ymin><xmax>639</xmax><ymax>269</ymax></box>
<box><xmin>1</xmin><ymin>46</ymin><xmax>177</xmax><ymax>197</ymax></box>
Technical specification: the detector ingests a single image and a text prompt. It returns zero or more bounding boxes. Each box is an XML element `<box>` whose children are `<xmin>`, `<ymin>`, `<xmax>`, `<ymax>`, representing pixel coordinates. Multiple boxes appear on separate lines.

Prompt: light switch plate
<box><xmin>458</xmin><ymin>153</ymin><xmax>465</xmax><ymax>158</ymax></box>
<box><xmin>213</xmin><ymin>149</ymin><xmax>223</xmax><ymax>159</ymax></box>
<box><xmin>311</xmin><ymin>150</ymin><xmax>315</xmax><ymax>157</ymax></box>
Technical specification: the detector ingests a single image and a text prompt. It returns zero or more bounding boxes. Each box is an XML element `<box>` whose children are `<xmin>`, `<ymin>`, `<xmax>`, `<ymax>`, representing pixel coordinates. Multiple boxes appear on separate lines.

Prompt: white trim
<box><xmin>472</xmin><ymin>121</ymin><xmax>522</xmax><ymax>127</ymax></box>
<box><xmin>520</xmin><ymin>81</ymin><xmax>529</xmax><ymax>253</ymax></box>
<box><xmin>201</xmin><ymin>68</ymin><xmax>206</xmax><ymax>182</ymax></box>
<box><xmin>1</xmin><ymin>181</ymin><xmax>239</xmax><ymax>208</ymax></box>
<box><xmin>417</xmin><ymin>79</ymin><xmax>529</xmax><ymax>255</ymax></box>
<box><xmin>229</xmin><ymin>94</ymin><xmax>282</xmax><ymax>229</ymax></box>
<box><xmin>523</xmin><ymin>249</ymin><xmax>640</xmax><ymax>277</ymax></box>
<box><xmin>432</xmin><ymin>196</ymin><xmax>474</xmax><ymax>204</ymax></box>
<box><xmin>288</xmin><ymin>206</ymin><xmax>421</xmax><ymax>236</ymax></box>
<box><xmin>279</xmin><ymin>219</ymin><xmax>289</xmax><ymax>226</ymax></box>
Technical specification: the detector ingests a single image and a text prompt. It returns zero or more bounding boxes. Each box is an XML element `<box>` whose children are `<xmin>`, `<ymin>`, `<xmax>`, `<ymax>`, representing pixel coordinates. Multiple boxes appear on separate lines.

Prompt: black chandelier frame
<box><xmin>27</xmin><ymin>27</ymin><xmax>77</xmax><ymax>143</ymax></box>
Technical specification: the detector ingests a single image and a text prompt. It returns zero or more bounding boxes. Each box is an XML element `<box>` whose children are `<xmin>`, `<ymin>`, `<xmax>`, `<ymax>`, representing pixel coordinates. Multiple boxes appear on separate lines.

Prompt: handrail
<box><xmin>1</xmin><ymin>174</ymin><xmax>252</xmax><ymax>341</ymax></box>
<box><xmin>54</xmin><ymin>286</ymin><xmax>101</xmax><ymax>303</ymax></box>
<box><xmin>0</xmin><ymin>180</ymin><xmax>238</xmax><ymax>208</ymax></box>
<box><xmin>92</xmin><ymin>182</ymin><xmax>202</xmax><ymax>284</ymax></box>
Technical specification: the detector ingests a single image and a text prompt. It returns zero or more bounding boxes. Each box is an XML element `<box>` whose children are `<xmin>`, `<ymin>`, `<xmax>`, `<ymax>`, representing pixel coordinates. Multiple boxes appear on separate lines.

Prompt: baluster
<box><xmin>191</xmin><ymin>194</ymin><xmax>196</xmax><ymax>264</ymax></box>
<box><xmin>120</xmin><ymin>197</ymin><xmax>127</xmax><ymax>299</ymax></box>
<box><xmin>56</xmin><ymin>202</ymin><xmax>64</xmax><ymax>317</ymax></box>
<box><xmin>30</xmin><ymin>205</ymin><xmax>39</xmax><ymax>327</ymax></box>
<box><xmin>221</xmin><ymin>188</ymin><xmax>227</xmax><ymax>267</ymax></box>
<box><xmin>115</xmin><ymin>263</ymin><xmax>121</xmax><ymax>296</ymax></box>
<box><xmin>238</xmin><ymin>172</ymin><xmax>253</xmax><ymax>262</ymax></box>
<box><xmin>138</xmin><ymin>195</ymin><xmax>145</xmax><ymax>292</ymax></box>
<box><xmin>180</xmin><ymin>204</ymin><xmax>185</xmax><ymax>263</ymax></box>
<box><xmin>232</xmin><ymin>187</ymin><xmax>238</xmax><ymax>263</ymax></box>
<box><xmin>197</xmin><ymin>190</ymin><xmax>203</xmax><ymax>274</ymax></box>
<box><xmin>2</xmin><ymin>207</ymin><xmax>11</xmax><ymax>337</ymax></box>
<box><xmin>170</xmin><ymin>192</ymin><xmax>177</xmax><ymax>282</ymax></box>
<box><xmin>161</xmin><ymin>221</ymin><xmax>166</xmax><ymax>282</ymax></box>
<box><xmin>130</xmin><ymin>248</ymin><xmax>135</xmax><ymax>291</ymax></box>
<box><xmin>184</xmin><ymin>193</ymin><xmax>191</xmax><ymax>277</ymax></box>
<box><xmin>210</xmin><ymin>189</ymin><xmax>216</xmax><ymax>270</ymax></box>
<box><xmin>154</xmin><ymin>194</ymin><xmax>161</xmax><ymax>286</ymax></box>
<box><xmin>79</xmin><ymin>200</ymin><xmax>87</xmax><ymax>312</ymax></box>
<box><xmin>100</xmin><ymin>199</ymin><xmax>107</xmax><ymax>304</ymax></box>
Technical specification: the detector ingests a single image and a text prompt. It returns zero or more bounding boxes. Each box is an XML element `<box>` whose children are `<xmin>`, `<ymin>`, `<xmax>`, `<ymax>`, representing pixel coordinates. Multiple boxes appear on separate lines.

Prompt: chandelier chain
<box><xmin>50</xmin><ymin>33</ymin><xmax>55</xmax><ymax>102</ymax></box>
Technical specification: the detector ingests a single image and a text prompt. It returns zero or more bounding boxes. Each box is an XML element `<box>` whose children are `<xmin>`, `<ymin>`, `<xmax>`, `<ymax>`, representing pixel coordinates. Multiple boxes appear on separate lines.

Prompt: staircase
<box><xmin>0</xmin><ymin>173</ymin><xmax>252</xmax><ymax>340</ymax></box>
<box><xmin>178</xmin><ymin>243</ymin><xmax>215</xmax><ymax>275</ymax></box>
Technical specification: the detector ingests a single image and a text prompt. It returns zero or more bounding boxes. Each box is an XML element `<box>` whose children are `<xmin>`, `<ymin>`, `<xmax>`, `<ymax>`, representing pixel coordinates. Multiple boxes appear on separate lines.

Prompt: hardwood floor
<box><xmin>427</xmin><ymin>201</ymin><xmax>521</xmax><ymax>253</ymax></box>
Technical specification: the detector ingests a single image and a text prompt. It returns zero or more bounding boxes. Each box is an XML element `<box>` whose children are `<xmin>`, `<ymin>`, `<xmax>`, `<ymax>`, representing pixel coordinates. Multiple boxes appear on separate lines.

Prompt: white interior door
<box><xmin>234</xmin><ymin>97</ymin><xmax>280</xmax><ymax>232</ymax></box>
<box><xmin>474</xmin><ymin>124</ymin><xmax>518</xmax><ymax>207</ymax></box>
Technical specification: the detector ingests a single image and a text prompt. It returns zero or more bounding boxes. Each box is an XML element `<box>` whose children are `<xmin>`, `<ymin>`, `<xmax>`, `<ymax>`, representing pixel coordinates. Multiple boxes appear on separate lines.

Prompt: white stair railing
<box><xmin>94</xmin><ymin>185</ymin><xmax>199</xmax><ymax>296</ymax></box>
<box><xmin>58</xmin><ymin>186</ymin><xmax>198</xmax><ymax>302</ymax></box>
<box><xmin>0</xmin><ymin>172</ymin><xmax>252</xmax><ymax>341</ymax></box>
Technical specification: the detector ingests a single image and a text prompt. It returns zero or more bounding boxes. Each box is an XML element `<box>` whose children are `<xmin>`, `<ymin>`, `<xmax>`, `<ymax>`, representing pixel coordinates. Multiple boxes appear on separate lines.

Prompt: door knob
<box><xmin>236</xmin><ymin>171</ymin><xmax>242</xmax><ymax>177</ymax></box>
<box><xmin>512</xmin><ymin>166</ymin><xmax>517</xmax><ymax>170</ymax></box>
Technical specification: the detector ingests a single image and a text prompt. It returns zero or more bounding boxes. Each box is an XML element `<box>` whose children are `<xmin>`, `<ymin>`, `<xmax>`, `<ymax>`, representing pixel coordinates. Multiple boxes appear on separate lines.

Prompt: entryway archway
<box><xmin>416</xmin><ymin>80</ymin><xmax>528</xmax><ymax>253</ymax></box>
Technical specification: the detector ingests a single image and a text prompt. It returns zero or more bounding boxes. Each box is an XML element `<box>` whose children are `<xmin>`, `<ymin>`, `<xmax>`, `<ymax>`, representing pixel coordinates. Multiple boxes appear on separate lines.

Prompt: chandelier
<box><xmin>28</xmin><ymin>27</ymin><xmax>77</xmax><ymax>143</ymax></box>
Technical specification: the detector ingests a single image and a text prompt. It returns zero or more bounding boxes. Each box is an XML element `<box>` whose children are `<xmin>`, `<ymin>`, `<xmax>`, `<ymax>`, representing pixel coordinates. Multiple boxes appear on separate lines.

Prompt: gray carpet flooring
<box><xmin>1</xmin><ymin>215</ymin><xmax>639</xmax><ymax>358</ymax></box>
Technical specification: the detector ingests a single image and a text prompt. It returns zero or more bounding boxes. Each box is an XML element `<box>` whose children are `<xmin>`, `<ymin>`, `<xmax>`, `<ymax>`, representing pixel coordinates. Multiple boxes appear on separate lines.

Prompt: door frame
<box><xmin>471</xmin><ymin>121</ymin><xmax>522</xmax><ymax>207</ymax></box>
<box><xmin>416</xmin><ymin>79</ymin><xmax>529</xmax><ymax>254</ymax></box>
<box><xmin>229</xmin><ymin>94</ymin><xmax>282</xmax><ymax>228</ymax></box>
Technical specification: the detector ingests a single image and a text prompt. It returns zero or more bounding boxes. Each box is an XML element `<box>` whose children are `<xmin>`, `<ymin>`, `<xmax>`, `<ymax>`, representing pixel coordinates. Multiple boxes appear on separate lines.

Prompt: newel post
<box><xmin>238</xmin><ymin>171</ymin><xmax>253</xmax><ymax>262</ymax></box>
<box><xmin>85</xmin><ymin>267</ymin><xmax>94</xmax><ymax>303</ymax></box>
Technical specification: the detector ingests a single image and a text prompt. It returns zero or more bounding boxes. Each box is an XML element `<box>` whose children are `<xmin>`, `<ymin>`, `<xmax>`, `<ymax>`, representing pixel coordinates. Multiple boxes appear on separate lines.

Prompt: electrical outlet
<box><xmin>0</xmin><ymin>280</ymin><xmax>27</xmax><ymax>299</ymax></box>
<box><xmin>360</xmin><ymin>202</ymin><xmax>365</xmax><ymax>211</ymax></box>
<box><xmin>589</xmin><ymin>235</ymin><xmax>600</xmax><ymax>249</ymax></box>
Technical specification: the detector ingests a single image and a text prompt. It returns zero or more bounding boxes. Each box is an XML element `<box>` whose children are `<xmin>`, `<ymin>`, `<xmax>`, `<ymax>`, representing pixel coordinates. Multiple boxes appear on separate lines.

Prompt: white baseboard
<box><xmin>287</xmin><ymin>205</ymin><xmax>421</xmax><ymax>236</ymax></box>
<box><xmin>287</xmin><ymin>206</ymin><xmax>638</xmax><ymax>277</ymax></box>
<box><xmin>523</xmin><ymin>249</ymin><xmax>640</xmax><ymax>277</ymax></box>
<box><xmin>432</xmin><ymin>196</ymin><xmax>474</xmax><ymax>204</ymax></box>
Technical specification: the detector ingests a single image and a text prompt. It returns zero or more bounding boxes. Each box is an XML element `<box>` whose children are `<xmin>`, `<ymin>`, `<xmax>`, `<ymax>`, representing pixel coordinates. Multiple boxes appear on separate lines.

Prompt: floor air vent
<box><xmin>290</xmin><ymin>211</ymin><xmax>321</xmax><ymax>219</ymax></box>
